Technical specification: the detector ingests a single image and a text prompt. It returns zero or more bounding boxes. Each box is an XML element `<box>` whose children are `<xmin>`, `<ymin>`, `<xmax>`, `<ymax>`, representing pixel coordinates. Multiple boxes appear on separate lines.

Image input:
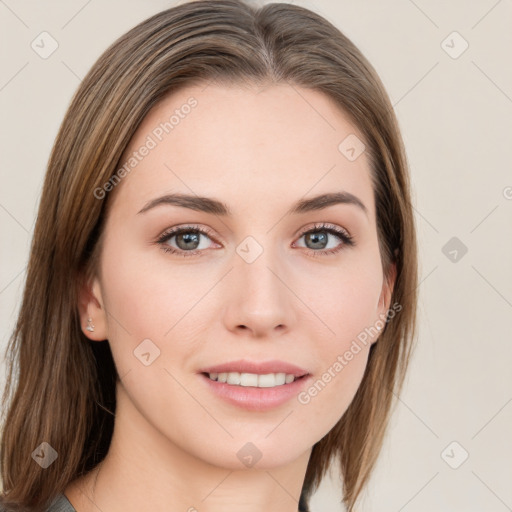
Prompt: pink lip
<box><xmin>198</xmin><ymin>359</ymin><xmax>309</xmax><ymax>377</ymax></box>
<box><xmin>199</xmin><ymin>373</ymin><xmax>312</xmax><ymax>412</ymax></box>
<box><xmin>197</xmin><ymin>359</ymin><xmax>311</xmax><ymax>412</ymax></box>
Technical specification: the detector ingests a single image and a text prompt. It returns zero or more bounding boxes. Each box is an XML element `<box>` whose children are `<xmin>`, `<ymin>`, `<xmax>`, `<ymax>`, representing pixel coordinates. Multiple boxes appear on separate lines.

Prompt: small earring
<box><xmin>86</xmin><ymin>317</ymin><xmax>95</xmax><ymax>332</ymax></box>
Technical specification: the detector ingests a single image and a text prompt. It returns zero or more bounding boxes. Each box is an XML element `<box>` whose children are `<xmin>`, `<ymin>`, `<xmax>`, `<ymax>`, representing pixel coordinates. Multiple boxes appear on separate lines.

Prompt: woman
<box><xmin>0</xmin><ymin>1</ymin><xmax>418</xmax><ymax>510</ymax></box>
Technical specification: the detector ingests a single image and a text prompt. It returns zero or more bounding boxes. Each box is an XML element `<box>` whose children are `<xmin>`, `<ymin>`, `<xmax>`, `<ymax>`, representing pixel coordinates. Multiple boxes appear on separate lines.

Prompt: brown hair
<box><xmin>0</xmin><ymin>1</ymin><xmax>418</xmax><ymax>510</ymax></box>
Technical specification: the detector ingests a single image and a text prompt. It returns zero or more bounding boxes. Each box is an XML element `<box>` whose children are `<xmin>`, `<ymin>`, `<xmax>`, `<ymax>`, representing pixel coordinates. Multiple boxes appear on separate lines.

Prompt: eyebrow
<box><xmin>137</xmin><ymin>191</ymin><xmax>368</xmax><ymax>218</ymax></box>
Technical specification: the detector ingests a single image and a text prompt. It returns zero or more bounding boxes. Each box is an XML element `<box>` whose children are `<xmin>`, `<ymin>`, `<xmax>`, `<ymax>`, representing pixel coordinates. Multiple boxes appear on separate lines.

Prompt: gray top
<box><xmin>2</xmin><ymin>492</ymin><xmax>309</xmax><ymax>511</ymax></box>
<box><xmin>48</xmin><ymin>493</ymin><xmax>309</xmax><ymax>511</ymax></box>
<box><xmin>0</xmin><ymin>494</ymin><xmax>76</xmax><ymax>512</ymax></box>
<box><xmin>46</xmin><ymin>494</ymin><xmax>76</xmax><ymax>511</ymax></box>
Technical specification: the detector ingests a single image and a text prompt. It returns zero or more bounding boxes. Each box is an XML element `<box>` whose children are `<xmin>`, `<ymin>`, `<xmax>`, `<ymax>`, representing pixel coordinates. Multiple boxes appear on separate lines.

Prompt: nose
<box><xmin>221</xmin><ymin>244</ymin><xmax>297</xmax><ymax>338</ymax></box>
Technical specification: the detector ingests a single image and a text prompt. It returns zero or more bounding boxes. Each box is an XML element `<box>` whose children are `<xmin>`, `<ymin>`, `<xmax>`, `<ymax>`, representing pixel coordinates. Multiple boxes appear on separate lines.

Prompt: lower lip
<box><xmin>199</xmin><ymin>373</ymin><xmax>312</xmax><ymax>412</ymax></box>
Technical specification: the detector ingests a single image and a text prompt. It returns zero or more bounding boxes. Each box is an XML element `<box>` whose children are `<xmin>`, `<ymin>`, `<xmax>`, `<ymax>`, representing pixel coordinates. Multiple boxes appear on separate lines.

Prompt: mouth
<box><xmin>197</xmin><ymin>361</ymin><xmax>312</xmax><ymax>411</ymax></box>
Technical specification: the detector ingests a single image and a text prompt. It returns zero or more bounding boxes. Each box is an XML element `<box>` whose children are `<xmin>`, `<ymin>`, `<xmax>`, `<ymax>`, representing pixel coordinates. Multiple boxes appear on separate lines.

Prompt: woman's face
<box><xmin>84</xmin><ymin>82</ymin><xmax>394</xmax><ymax>469</ymax></box>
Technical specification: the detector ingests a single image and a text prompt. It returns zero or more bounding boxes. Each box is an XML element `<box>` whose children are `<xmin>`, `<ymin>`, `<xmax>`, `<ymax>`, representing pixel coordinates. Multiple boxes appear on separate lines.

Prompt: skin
<box><xmin>66</xmin><ymin>82</ymin><xmax>395</xmax><ymax>512</ymax></box>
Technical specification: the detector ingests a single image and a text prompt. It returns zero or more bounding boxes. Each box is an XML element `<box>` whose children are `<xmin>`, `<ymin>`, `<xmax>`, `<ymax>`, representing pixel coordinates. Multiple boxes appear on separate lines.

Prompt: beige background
<box><xmin>1</xmin><ymin>0</ymin><xmax>511</xmax><ymax>510</ymax></box>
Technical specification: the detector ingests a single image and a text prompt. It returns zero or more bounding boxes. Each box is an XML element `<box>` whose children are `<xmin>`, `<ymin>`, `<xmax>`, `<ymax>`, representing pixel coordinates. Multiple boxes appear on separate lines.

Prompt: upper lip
<box><xmin>199</xmin><ymin>359</ymin><xmax>309</xmax><ymax>377</ymax></box>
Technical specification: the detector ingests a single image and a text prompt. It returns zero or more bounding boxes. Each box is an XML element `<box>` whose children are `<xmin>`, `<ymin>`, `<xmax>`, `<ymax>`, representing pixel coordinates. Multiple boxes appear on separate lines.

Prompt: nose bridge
<box><xmin>222</xmin><ymin>235</ymin><xmax>296</xmax><ymax>335</ymax></box>
<box><xmin>236</xmin><ymin>237</ymin><xmax>286</xmax><ymax>308</ymax></box>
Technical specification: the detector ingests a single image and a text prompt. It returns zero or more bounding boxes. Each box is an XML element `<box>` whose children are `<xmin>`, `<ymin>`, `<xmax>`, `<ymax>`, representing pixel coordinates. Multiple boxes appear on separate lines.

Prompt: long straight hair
<box><xmin>0</xmin><ymin>1</ymin><xmax>418</xmax><ymax>510</ymax></box>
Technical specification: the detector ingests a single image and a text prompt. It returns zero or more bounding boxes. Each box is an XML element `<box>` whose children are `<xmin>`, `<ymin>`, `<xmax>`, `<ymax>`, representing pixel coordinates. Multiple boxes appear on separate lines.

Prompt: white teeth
<box><xmin>227</xmin><ymin>372</ymin><xmax>241</xmax><ymax>385</ymax></box>
<box><xmin>240</xmin><ymin>373</ymin><xmax>258</xmax><ymax>386</ymax></box>
<box><xmin>273</xmin><ymin>373</ymin><xmax>286</xmax><ymax>386</ymax></box>
<box><xmin>207</xmin><ymin>371</ymin><xmax>298</xmax><ymax>387</ymax></box>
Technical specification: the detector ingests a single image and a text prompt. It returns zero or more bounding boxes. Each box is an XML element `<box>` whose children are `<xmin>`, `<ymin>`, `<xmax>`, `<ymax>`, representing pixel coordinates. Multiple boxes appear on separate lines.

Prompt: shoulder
<box><xmin>0</xmin><ymin>494</ymin><xmax>76</xmax><ymax>512</ymax></box>
<box><xmin>46</xmin><ymin>494</ymin><xmax>77</xmax><ymax>512</ymax></box>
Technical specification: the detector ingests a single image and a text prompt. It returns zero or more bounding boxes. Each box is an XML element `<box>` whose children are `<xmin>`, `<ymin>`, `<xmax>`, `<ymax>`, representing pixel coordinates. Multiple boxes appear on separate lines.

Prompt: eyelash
<box><xmin>156</xmin><ymin>222</ymin><xmax>355</xmax><ymax>258</ymax></box>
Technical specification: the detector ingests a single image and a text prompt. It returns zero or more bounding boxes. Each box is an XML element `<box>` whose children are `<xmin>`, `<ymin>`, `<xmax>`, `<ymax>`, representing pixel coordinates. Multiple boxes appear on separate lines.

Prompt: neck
<box><xmin>66</xmin><ymin>381</ymin><xmax>311</xmax><ymax>512</ymax></box>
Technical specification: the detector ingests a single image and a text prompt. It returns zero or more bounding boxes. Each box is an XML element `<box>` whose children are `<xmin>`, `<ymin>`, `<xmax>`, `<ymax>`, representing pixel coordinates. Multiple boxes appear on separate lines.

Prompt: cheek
<box><xmin>328</xmin><ymin>273</ymin><xmax>382</xmax><ymax>343</ymax></box>
<box><xmin>296</xmin><ymin>299</ymin><xmax>375</xmax><ymax>437</ymax></box>
<box><xmin>299</xmin><ymin>340</ymin><xmax>371</xmax><ymax>429</ymax></box>
<box><xmin>98</xmin><ymin>238</ymin><xmax>219</xmax><ymax>405</ymax></box>
<box><xmin>306</xmin><ymin>256</ymin><xmax>383</xmax><ymax>350</ymax></box>
<box><xmin>100</xmin><ymin>239</ymin><xmax>210</xmax><ymax>343</ymax></box>
<box><xmin>295</xmin><ymin>261</ymin><xmax>382</xmax><ymax>427</ymax></box>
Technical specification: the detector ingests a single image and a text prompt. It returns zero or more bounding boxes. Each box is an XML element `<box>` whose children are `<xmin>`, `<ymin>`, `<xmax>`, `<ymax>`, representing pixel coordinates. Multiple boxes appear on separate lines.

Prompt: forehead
<box><xmin>109</xmin><ymin>82</ymin><xmax>375</xmax><ymax>221</ymax></box>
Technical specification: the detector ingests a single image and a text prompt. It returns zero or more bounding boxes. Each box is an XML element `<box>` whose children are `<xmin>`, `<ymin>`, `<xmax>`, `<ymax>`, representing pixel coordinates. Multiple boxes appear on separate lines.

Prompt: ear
<box><xmin>372</xmin><ymin>260</ymin><xmax>397</xmax><ymax>344</ymax></box>
<box><xmin>379</xmin><ymin>261</ymin><xmax>397</xmax><ymax>314</ymax></box>
<box><xmin>78</xmin><ymin>273</ymin><xmax>108</xmax><ymax>341</ymax></box>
